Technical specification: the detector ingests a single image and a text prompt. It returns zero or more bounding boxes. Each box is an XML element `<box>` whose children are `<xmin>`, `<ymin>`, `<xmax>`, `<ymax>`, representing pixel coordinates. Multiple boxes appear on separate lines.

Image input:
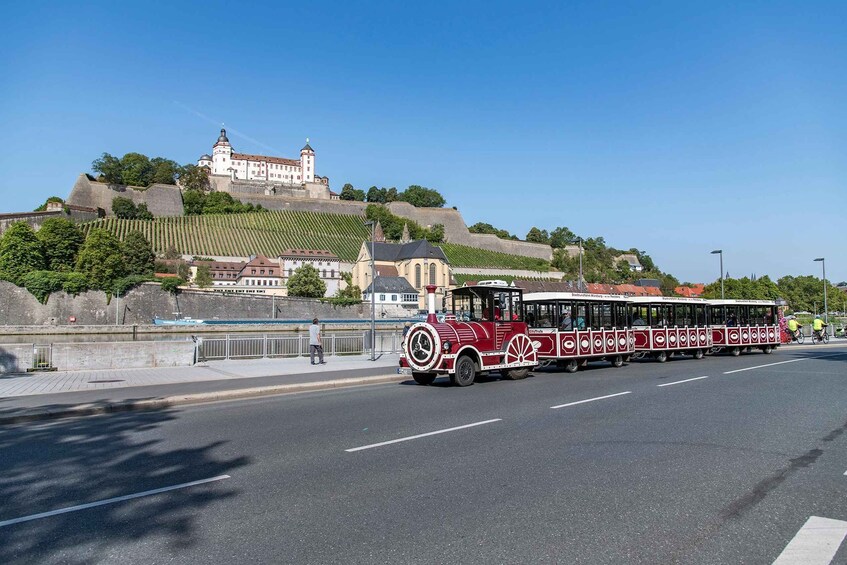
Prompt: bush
<box><xmin>160</xmin><ymin>277</ymin><xmax>185</xmax><ymax>294</ymax></box>
<box><xmin>22</xmin><ymin>271</ymin><xmax>66</xmax><ymax>304</ymax></box>
<box><xmin>112</xmin><ymin>274</ymin><xmax>157</xmax><ymax>296</ymax></box>
<box><xmin>61</xmin><ymin>272</ymin><xmax>89</xmax><ymax>296</ymax></box>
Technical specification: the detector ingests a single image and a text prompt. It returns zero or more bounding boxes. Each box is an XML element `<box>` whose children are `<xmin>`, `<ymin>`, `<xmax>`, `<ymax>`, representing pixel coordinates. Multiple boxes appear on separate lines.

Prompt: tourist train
<box><xmin>399</xmin><ymin>283</ymin><xmax>781</xmax><ymax>386</ymax></box>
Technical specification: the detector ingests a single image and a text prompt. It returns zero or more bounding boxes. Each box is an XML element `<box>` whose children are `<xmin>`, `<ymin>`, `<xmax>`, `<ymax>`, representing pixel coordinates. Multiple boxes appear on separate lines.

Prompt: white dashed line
<box><xmin>657</xmin><ymin>376</ymin><xmax>709</xmax><ymax>387</ymax></box>
<box><xmin>551</xmin><ymin>391</ymin><xmax>631</xmax><ymax>410</ymax></box>
<box><xmin>0</xmin><ymin>475</ymin><xmax>231</xmax><ymax>528</ymax></box>
<box><xmin>724</xmin><ymin>359</ymin><xmax>808</xmax><ymax>374</ymax></box>
<box><xmin>345</xmin><ymin>419</ymin><xmax>502</xmax><ymax>452</ymax></box>
<box><xmin>772</xmin><ymin>516</ymin><xmax>847</xmax><ymax>564</ymax></box>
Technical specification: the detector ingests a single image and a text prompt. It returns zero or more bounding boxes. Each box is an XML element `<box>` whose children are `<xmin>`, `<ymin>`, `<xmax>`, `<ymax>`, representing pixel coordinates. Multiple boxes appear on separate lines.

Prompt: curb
<box><xmin>0</xmin><ymin>374</ymin><xmax>407</xmax><ymax>426</ymax></box>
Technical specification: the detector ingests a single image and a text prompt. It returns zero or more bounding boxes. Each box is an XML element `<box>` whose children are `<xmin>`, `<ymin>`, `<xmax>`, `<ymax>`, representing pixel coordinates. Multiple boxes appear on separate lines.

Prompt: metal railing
<box><xmin>32</xmin><ymin>344</ymin><xmax>53</xmax><ymax>370</ymax></box>
<box><xmin>197</xmin><ymin>330</ymin><xmax>403</xmax><ymax>361</ymax></box>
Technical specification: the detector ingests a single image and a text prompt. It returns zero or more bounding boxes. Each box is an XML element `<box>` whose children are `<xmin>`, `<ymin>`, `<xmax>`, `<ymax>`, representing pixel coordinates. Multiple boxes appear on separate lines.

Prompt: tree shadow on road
<box><xmin>0</xmin><ymin>403</ymin><xmax>250</xmax><ymax>564</ymax></box>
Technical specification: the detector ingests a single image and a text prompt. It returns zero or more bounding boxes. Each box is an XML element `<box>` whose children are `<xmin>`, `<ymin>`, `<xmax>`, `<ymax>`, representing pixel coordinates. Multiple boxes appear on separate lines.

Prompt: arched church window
<box><xmin>415</xmin><ymin>265</ymin><xmax>421</xmax><ymax>288</ymax></box>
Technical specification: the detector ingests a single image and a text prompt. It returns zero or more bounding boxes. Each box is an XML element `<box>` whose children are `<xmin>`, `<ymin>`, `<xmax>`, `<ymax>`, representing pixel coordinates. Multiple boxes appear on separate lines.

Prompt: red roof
<box><xmin>232</xmin><ymin>152</ymin><xmax>300</xmax><ymax>167</ymax></box>
<box><xmin>675</xmin><ymin>283</ymin><xmax>705</xmax><ymax>297</ymax></box>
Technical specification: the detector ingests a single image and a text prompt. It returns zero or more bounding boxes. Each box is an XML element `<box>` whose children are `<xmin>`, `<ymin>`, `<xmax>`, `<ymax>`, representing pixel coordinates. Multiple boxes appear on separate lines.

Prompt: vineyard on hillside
<box><xmin>81</xmin><ymin>211</ymin><xmax>552</xmax><ymax>269</ymax></box>
<box><xmin>82</xmin><ymin>211</ymin><xmax>372</xmax><ymax>262</ymax></box>
<box><xmin>439</xmin><ymin>243</ymin><xmax>550</xmax><ymax>271</ymax></box>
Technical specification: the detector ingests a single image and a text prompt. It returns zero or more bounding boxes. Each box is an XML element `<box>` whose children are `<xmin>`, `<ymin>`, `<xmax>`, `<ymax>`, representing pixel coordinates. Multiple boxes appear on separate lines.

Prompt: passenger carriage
<box><xmin>522</xmin><ymin>292</ymin><xmax>635</xmax><ymax>372</ymax></box>
<box><xmin>399</xmin><ymin>283</ymin><xmax>537</xmax><ymax>387</ymax></box>
<box><xmin>707</xmin><ymin>299</ymin><xmax>780</xmax><ymax>355</ymax></box>
<box><xmin>628</xmin><ymin>296</ymin><xmax>712</xmax><ymax>362</ymax></box>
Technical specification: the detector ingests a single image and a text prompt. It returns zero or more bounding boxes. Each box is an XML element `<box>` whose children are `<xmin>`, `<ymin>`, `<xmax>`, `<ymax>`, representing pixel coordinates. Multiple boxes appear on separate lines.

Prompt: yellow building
<box><xmin>353</xmin><ymin>240</ymin><xmax>452</xmax><ymax>311</ymax></box>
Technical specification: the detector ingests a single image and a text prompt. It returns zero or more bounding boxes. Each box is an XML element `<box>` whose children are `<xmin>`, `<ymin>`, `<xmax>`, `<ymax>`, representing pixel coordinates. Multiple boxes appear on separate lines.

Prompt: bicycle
<box><xmin>812</xmin><ymin>327</ymin><xmax>829</xmax><ymax>345</ymax></box>
<box><xmin>786</xmin><ymin>328</ymin><xmax>805</xmax><ymax>344</ymax></box>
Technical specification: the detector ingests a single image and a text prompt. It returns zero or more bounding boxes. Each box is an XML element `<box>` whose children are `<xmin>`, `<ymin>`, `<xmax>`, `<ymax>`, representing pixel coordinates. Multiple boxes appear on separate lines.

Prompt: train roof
<box><xmin>627</xmin><ymin>295</ymin><xmax>711</xmax><ymax>304</ymax></box>
<box><xmin>707</xmin><ymin>299</ymin><xmax>778</xmax><ymax>306</ymax></box>
<box><xmin>523</xmin><ymin>291</ymin><xmax>630</xmax><ymax>302</ymax></box>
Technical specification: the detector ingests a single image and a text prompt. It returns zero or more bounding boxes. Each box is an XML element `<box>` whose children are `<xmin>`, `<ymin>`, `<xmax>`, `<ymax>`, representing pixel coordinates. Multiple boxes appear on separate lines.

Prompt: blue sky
<box><xmin>1</xmin><ymin>1</ymin><xmax>845</xmax><ymax>285</ymax></box>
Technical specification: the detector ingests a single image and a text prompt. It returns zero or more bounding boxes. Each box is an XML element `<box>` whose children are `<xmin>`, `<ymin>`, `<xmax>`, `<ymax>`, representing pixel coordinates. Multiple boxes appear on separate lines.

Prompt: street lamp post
<box><xmin>364</xmin><ymin>221</ymin><xmax>377</xmax><ymax>360</ymax></box>
<box><xmin>577</xmin><ymin>237</ymin><xmax>584</xmax><ymax>291</ymax></box>
<box><xmin>814</xmin><ymin>257</ymin><xmax>827</xmax><ymax>324</ymax></box>
<box><xmin>711</xmin><ymin>250</ymin><xmax>724</xmax><ymax>299</ymax></box>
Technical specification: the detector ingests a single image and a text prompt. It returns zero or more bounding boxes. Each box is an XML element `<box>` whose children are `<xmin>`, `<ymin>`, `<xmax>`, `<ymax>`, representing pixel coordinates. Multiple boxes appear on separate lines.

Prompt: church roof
<box><xmin>363</xmin><ymin>276</ymin><xmax>418</xmax><ymax>295</ymax></box>
<box><xmin>199</xmin><ymin>154</ymin><xmax>212</xmax><ymax>161</ymax></box>
<box><xmin>232</xmin><ymin>152</ymin><xmax>300</xmax><ymax>167</ymax></box>
<box><xmin>368</xmin><ymin>240</ymin><xmax>448</xmax><ymax>263</ymax></box>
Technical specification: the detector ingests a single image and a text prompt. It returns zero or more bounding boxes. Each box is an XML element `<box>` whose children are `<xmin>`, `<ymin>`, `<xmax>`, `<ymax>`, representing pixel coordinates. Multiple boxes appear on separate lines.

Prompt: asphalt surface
<box><xmin>1</xmin><ymin>345</ymin><xmax>846</xmax><ymax>564</ymax></box>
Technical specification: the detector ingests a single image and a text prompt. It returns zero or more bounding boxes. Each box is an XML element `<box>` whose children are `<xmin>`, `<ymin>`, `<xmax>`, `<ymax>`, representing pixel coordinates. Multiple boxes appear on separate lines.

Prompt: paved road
<box><xmin>1</xmin><ymin>346</ymin><xmax>846</xmax><ymax>564</ymax></box>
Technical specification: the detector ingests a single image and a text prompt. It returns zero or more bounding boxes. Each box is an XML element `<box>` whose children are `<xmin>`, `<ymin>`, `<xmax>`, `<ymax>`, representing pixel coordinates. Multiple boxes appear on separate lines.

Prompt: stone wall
<box><xmin>0</xmin><ymin>208</ymin><xmax>101</xmax><ymax>237</ymax></box>
<box><xmin>452</xmin><ymin>267</ymin><xmax>563</xmax><ymax>280</ymax></box>
<box><xmin>66</xmin><ymin>174</ymin><xmax>185</xmax><ymax>217</ymax></box>
<box><xmin>0</xmin><ymin>341</ymin><xmax>196</xmax><ymax>373</ymax></box>
<box><xmin>0</xmin><ymin>281</ymin><xmax>376</xmax><ymax>327</ymax></box>
<box><xmin>385</xmin><ymin>202</ymin><xmax>553</xmax><ymax>261</ymax></box>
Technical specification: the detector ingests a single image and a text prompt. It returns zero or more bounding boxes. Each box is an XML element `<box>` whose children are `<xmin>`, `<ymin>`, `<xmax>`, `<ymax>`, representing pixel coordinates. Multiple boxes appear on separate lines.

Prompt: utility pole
<box><xmin>365</xmin><ymin>221</ymin><xmax>377</xmax><ymax>360</ymax></box>
<box><xmin>814</xmin><ymin>258</ymin><xmax>828</xmax><ymax>324</ymax></box>
<box><xmin>711</xmin><ymin>250</ymin><xmax>724</xmax><ymax>299</ymax></box>
<box><xmin>578</xmin><ymin>237</ymin><xmax>584</xmax><ymax>291</ymax></box>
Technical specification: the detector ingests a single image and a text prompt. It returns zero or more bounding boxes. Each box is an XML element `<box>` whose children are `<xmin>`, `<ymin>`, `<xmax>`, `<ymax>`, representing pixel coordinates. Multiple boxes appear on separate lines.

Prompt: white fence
<box><xmin>197</xmin><ymin>330</ymin><xmax>403</xmax><ymax>361</ymax></box>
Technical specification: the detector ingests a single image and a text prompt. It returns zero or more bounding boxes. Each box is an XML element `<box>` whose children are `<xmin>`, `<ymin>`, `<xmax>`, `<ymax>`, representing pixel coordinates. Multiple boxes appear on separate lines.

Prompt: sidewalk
<box><xmin>0</xmin><ymin>353</ymin><xmax>404</xmax><ymax>425</ymax></box>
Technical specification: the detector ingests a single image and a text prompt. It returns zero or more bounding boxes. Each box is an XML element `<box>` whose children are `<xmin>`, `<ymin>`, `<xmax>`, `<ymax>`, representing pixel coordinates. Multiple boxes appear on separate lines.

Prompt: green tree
<box><xmin>75</xmin><ymin>228</ymin><xmax>127</xmax><ymax>290</ymax></box>
<box><xmin>122</xmin><ymin>231</ymin><xmax>156</xmax><ymax>276</ymax></box>
<box><xmin>0</xmin><ymin>222</ymin><xmax>45</xmax><ymax>285</ymax></box>
<box><xmin>33</xmin><ymin>196</ymin><xmax>65</xmax><ymax>212</ymax></box>
<box><xmin>326</xmin><ymin>272</ymin><xmax>362</xmax><ymax>305</ymax></box>
<box><xmin>525</xmin><ymin>227</ymin><xmax>550</xmax><ymax>244</ymax></box>
<box><xmin>195</xmin><ymin>264</ymin><xmax>213</xmax><ymax>288</ymax></box>
<box><xmin>21</xmin><ymin>271</ymin><xmax>67</xmax><ymax>303</ymax></box>
<box><xmin>163</xmin><ymin>244</ymin><xmax>182</xmax><ymax>260</ymax></box>
<box><xmin>366</xmin><ymin>186</ymin><xmax>387</xmax><ymax>203</ymax></box>
<box><xmin>549</xmin><ymin>226</ymin><xmax>577</xmax><ymax>248</ymax></box>
<box><xmin>92</xmin><ymin>153</ymin><xmax>123</xmax><ymax>184</ymax></box>
<box><xmin>135</xmin><ymin>202</ymin><xmax>154</xmax><ymax>220</ymax></box>
<box><xmin>150</xmin><ymin>157</ymin><xmax>181</xmax><ymax>185</ymax></box>
<box><xmin>339</xmin><ymin>183</ymin><xmax>366</xmax><ymax>201</ymax></box>
<box><xmin>179</xmin><ymin>164</ymin><xmax>211</xmax><ymax>193</ymax></box>
<box><xmin>425</xmin><ymin>223</ymin><xmax>445</xmax><ymax>243</ymax></box>
<box><xmin>287</xmin><ymin>263</ymin><xmax>327</xmax><ymax>298</ymax></box>
<box><xmin>112</xmin><ymin>196</ymin><xmax>138</xmax><ymax>219</ymax></box>
<box><xmin>398</xmin><ymin>185</ymin><xmax>445</xmax><ymax>207</ymax></box>
<box><xmin>182</xmin><ymin>190</ymin><xmax>205</xmax><ymax>215</ymax></box>
<box><xmin>119</xmin><ymin>153</ymin><xmax>154</xmax><ymax>187</ymax></box>
<box><xmin>160</xmin><ymin>277</ymin><xmax>185</xmax><ymax>294</ymax></box>
<box><xmin>37</xmin><ymin>217</ymin><xmax>85</xmax><ymax>272</ymax></box>
<box><xmin>467</xmin><ymin>222</ymin><xmax>517</xmax><ymax>240</ymax></box>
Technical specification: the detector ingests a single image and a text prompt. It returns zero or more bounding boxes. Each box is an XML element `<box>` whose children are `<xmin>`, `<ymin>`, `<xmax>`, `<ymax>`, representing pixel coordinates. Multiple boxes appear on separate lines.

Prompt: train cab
<box><xmin>399</xmin><ymin>283</ymin><xmax>537</xmax><ymax>386</ymax></box>
<box><xmin>627</xmin><ymin>296</ymin><xmax>712</xmax><ymax>362</ymax></box>
<box><xmin>522</xmin><ymin>292</ymin><xmax>635</xmax><ymax>372</ymax></box>
<box><xmin>707</xmin><ymin>299</ymin><xmax>780</xmax><ymax>355</ymax></box>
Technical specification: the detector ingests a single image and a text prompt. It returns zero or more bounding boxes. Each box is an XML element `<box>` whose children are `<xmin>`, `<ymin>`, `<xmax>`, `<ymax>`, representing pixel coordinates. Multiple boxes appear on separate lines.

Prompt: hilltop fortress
<box><xmin>61</xmin><ymin>129</ymin><xmax>557</xmax><ymax>261</ymax></box>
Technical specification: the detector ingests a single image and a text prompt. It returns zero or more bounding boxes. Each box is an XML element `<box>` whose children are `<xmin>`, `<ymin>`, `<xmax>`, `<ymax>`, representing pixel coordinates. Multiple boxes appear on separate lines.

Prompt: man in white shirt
<box><xmin>309</xmin><ymin>318</ymin><xmax>325</xmax><ymax>365</ymax></box>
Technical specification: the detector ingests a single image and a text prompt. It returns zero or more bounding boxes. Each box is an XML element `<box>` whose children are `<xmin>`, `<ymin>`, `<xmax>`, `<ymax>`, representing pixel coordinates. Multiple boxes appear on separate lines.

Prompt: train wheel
<box><xmin>503</xmin><ymin>368</ymin><xmax>529</xmax><ymax>380</ymax></box>
<box><xmin>564</xmin><ymin>359</ymin><xmax>579</xmax><ymax>373</ymax></box>
<box><xmin>611</xmin><ymin>355</ymin><xmax>624</xmax><ymax>368</ymax></box>
<box><xmin>655</xmin><ymin>351</ymin><xmax>668</xmax><ymax>363</ymax></box>
<box><xmin>730</xmin><ymin>347</ymin><xmax>740</xmax><ymax>356</ymax></box>
<box><xmin>693</xmin><ymin>349</ymin><xmax>704</xmax><ymax>360</ymax></box>
<box><xmin>452</xmin><ymin>356</ymin><xmax>476</xmax><ymax>387</ymax></box>
<box><xmin>413</xmin><ymin>372</ymin><xmax>436</xmax><ymax>385</ymax></box>
<box><xmin>762</xmin><ymin>345</ymin><xmax>773</xmax><ymax>354</ymax></box>
<box><xmin>579</xmin><ymin>359</ymin><xmax>588</xmax><ymax>368</ymax></box>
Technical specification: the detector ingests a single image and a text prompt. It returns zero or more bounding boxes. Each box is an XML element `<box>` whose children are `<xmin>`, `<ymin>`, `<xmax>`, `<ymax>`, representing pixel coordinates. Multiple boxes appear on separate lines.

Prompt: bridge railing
<box><xmin>197</xmin><ymin>330</ymin><xmax>403</xmax><ymax>361</ymax></box>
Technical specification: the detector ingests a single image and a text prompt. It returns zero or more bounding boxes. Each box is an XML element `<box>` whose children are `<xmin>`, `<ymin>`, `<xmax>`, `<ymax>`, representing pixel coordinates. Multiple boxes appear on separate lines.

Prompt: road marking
<box><xmin>772</xmin><ymin>516</ymin><xmax>847</xmax><ymax>564</ymax></box>
<box><xmin>345</xmin><ymin>419</ymin><xmax>502</xmax><ymax>452</ymax></box>
<box><xmin>551</xmin><ymin>391</ymin><xmax>631</xmax><ymax>409</ymax></box>
<box><xmin>0</xmin><ymin>475</ymin><xmax>231</xmax><ymax>529</ymax></box>
<box><xmin>724</xmin><ymin>359</ymin><xmax>808</xmax><ymax>374</ymax></box>
<box><xmin>657</xmin><ymin>376</ymin><xmax>709</xmax><ymax>387</ymax></box>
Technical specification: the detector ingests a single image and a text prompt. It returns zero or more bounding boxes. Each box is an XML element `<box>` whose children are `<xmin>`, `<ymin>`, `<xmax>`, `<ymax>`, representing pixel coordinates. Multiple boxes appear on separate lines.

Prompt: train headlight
<box><xmin>443</xmin><ymin>340</ymin><xmax>452</xmax><ymax>352</ymax></box>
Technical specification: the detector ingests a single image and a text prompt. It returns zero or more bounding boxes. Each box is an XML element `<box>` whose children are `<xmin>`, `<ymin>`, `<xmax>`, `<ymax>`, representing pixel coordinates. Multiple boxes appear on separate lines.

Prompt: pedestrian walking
<box><xmin>402</xmin><ymin>321</ymin><xmax>412</xmax><ymax>338</ymax></box>
<box><xmin>309</xmin><ymin>318</ymin><xmax>325</xmax><ymax>365</ymax></box>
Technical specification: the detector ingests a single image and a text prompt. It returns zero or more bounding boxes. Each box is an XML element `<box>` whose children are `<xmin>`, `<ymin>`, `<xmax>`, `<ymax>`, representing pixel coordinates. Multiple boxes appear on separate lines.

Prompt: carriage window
<box><xmin>573</xmin><ymin>302</ymin><xmax>588</xmax><ymax>331</ymax></box>
<box><xmin>630</xmin><ymin>305</ymin><xmax>648</xmax><ymax>326</ymax></box>
<box><xmin>709</xmin><ymin>305</ymin><xmax>724</xmax><ymax>325</ymax></box>
<box><xmin>651</xmin><ymin>305</ymin><xmax>674</xmax><ymax>327</ymax></box>
<box><xmin>558</xmin><ymin>302</ymin><xmax>574</xmax><ymax>330</ymax></box>
<box><xmin>613</xmin><ymin>302</ymin><xmax>628</xmax><ymax>328</ymax></box>
<box><xmin>590</xmin><ymin>303</ymin><xmax>613</xmax><ymax>330</ymax></box>
<box><xmin>675</xmin><ymin>304</ymin><xmax>693</xmax><ymax>327</ymax></box>
<box><xmin>695</xmin><ymin>305</ymin><xmax>707</xmax><ymax>327</ymax></box>
<box><xmin>530</xmin><ymin>303</ymin><xmax>555</xmax><ymax>327</ymax></box>
<box><xmin>494</xmin><ymin>291</ymin><xmax>519</xmax><ymax>322</ymax></box>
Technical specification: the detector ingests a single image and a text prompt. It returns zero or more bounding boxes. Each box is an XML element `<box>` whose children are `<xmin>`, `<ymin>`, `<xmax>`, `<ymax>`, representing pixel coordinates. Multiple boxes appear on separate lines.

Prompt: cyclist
<box><xmin>812</xmin><ymin>316</ymin><xmax>828</xmax><ymax>342</ymax></box>
<box><xmin>786</xmin><ymin>317</ymin><xmax>802</xmax><ymax>342</ymax></box>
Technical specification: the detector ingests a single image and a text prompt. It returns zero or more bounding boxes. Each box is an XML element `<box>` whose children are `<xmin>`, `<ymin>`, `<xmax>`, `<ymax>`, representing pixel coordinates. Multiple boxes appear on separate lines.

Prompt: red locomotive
<box><xmin>399</xmin><ymin>284</ymin><xmax>538</xmax><ymax>386</ymax></box>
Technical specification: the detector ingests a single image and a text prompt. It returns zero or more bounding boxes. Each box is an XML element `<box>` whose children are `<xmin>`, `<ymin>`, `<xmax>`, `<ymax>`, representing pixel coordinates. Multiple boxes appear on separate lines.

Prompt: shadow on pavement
<box><xmin>0</xmin><ymin>402</ymin><xmax>250</xmax><ymax>564</ymax></box>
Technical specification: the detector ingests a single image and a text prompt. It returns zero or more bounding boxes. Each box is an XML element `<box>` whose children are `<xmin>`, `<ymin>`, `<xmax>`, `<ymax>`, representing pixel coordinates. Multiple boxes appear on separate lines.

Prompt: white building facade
<box><xmin>279</xmin><ymin>249</ymin><xmax>341</xmax><ymax>296</ymax></box>
<box><xmin>198</xmin><ymin>129</ymin><xmax>328</xmax><ymax>187</ymax></box>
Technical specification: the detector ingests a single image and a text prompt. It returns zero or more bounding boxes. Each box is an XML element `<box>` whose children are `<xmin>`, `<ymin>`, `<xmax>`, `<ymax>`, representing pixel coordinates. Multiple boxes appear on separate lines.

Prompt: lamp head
<box><xmin>711</xmin><ymin>250</ymin><xmax>722</xmax><ymax>254</ymax></box>
<box><xmin>814</xmin><ymin>257</ymin><xmax>824</xmax><ymax>262</ymax></box>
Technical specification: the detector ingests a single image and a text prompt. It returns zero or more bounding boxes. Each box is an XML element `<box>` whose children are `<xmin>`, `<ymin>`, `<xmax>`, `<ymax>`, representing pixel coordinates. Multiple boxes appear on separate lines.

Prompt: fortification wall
<box><xmin>0</xmin><ymin>208</ymin><xmax>101</xmax><ymax>237</ymax></box>
<box><xmin>66</xmin><ymin>174</ymin><xmax>185</xmax><ymax>217</ymax></box>
<box><xmin>385</xmin><ymin>202</ymin><xmax>553</xmax><ymax>261</ymax></box>
<box><xmin>231</xmin><ymin>193</ymin><xmax>368</xmax><ymax>215</ymax></box>
<box><xmin>0</xmin><ymin>281</ymin><xmax>370</xmax><ymax>326</ymax></box>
